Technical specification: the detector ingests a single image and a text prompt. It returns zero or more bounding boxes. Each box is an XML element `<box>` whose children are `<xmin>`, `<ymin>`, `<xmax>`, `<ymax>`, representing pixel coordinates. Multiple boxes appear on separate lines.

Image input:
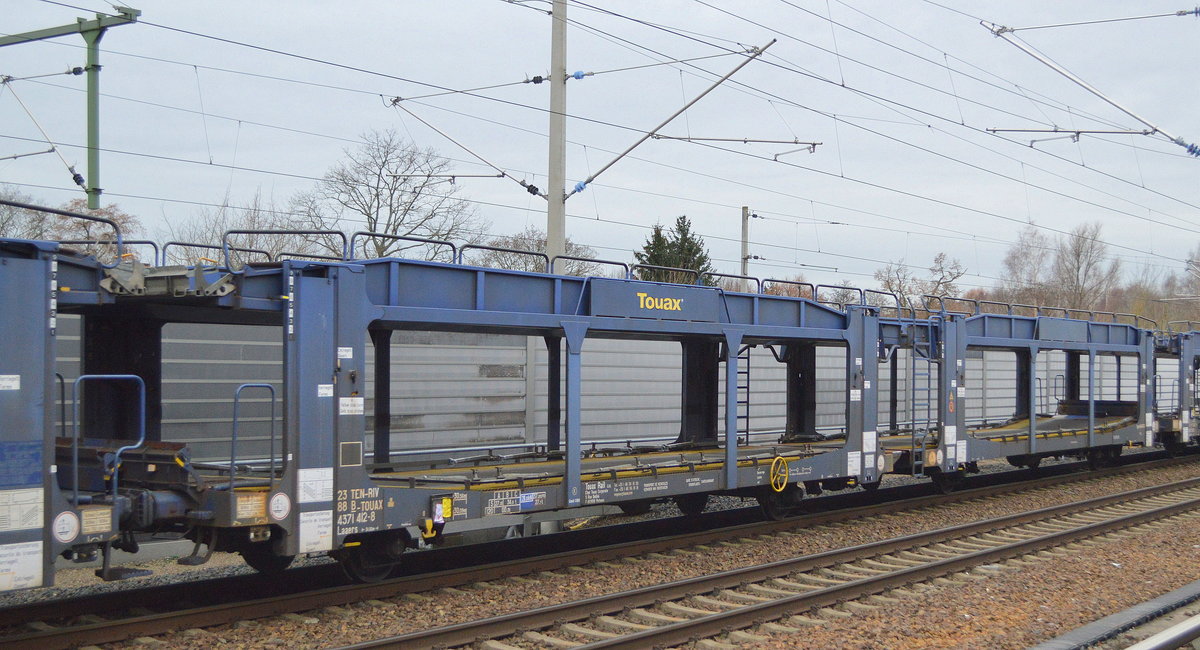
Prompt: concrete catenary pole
<box><xmin>546</xmin><ymin>0</ymin><xmax>568</xmax><ymax>271</ymax></box>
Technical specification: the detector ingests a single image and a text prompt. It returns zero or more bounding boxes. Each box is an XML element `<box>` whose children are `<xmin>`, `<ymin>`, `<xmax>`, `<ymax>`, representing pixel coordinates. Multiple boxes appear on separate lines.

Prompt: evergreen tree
<box><xmin>633</xmin><ymin>215</ymin><xmax>716</xmax><ymax>284</ymax></box>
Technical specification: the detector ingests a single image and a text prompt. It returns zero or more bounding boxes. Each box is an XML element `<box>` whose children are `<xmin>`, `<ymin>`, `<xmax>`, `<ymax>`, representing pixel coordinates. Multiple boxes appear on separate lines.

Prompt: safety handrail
<box><xmin>58</xmin><ymin>239</ymin><xmax>160</xmax><ymax>266</ymax></box>
<box><xmin>72</xmin><ymin>374</ymin><xmax>145</xmax><ymax>507</ymax></box>
<box><xmin>458</xmin><ymin>244</ymin><xmax>550</xmax><ymax>272</ymax></box>
<box><xmin>276</xmin><ymin>251</ymin><xmax>344</xmax><ymax>262</ymax></box>
<box><xmin>939</xmin><ymin>296</ymin><xmax>977</xmax><ymax>316</ymax></box>
<box><xmin>761</xmin><ymin>278</ymin><xmax>815</xmax><ymax>299</ymax></box>
<box><xmin>1168</xmin><ymin>320</ymin><xmax>1200</xmax><ymax>333</ymax></box>
<box><xmin>222</xmin><ymin>229</ymin><xmax>346</xmax><ymax>270</ymax></box>
<box><xmin>1038</xmin><ymin>305</ymin><xmax>1069</xmax><ymax>318</ymax></box>
<box><xmin>162</xmin><ymin>241</ymin><xmax>272</xmax><ymax>266</ymax></box>
<box><xmin>0</xmin><ymin>198</ymin><xmax>125</xmax><ymax>268</ymax></box>
<box><xmin>230</xmin><ymin>384</ymin><xmax>276</xmax><ymax>492</ymax></box>
<box><xmin>919</xmin><ymin>294</ymin><xmax>943</xmax><ymax>313</ymax></box>
<box><xmin>550</xmin><ymin>255</ymin><xmax>629</xmax><ymax>277</ymax></box>
<box><xmin>816</xmin><ymin>284</ymin><xmax>864</xmax><ymax>307</ymax></box>
<box><xmin>349</xmin><ymin>230</ymin><xmax>456</xmax><ymax>260</ymax></box>
<box><xmin>1010</xmin><ymin>303</ymin><xmax>1038</xmax><ymax>317</ymax></box>
<box><xmin>631</xmin><ymin>263</ymin><xmax>700</xmax><ymax>284</ymax></box>
<box><xmin>700</xmin><ymin>271</ymin><xmax>761</xmax><ymax>293</ymax></box>
<box><xmin>978</xmin><ymin>299</ymin><xmax>1013</xmax><ymax>315</ymax></box>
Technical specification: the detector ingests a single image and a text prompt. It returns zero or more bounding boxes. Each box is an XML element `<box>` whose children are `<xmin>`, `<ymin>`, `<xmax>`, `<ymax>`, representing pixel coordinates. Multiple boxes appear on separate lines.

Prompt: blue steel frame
<box><xmin>6</xmin><ymin>223</ymin><xmax>1200</xmax><ymax>592</ymax></box>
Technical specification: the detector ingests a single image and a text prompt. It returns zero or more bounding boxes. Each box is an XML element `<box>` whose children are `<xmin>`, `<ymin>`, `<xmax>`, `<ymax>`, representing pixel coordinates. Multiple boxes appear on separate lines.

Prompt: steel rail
<box><xmin>1</xmin><ymin>455</ymin><xmax>1193</xmax><ymax>649</ymax></box>
<box><xmin>351</xmin><ymin>476</ymin><xmax>1200</xmax><ymax>649</ymax></box>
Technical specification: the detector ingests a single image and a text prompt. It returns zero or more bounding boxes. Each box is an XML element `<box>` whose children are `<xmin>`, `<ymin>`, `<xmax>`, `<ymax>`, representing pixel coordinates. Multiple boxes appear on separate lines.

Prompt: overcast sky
<box><xmin>2</xmin><ymin>1</ymin><xmax>1198</xmax><ymax>293</ymax></box>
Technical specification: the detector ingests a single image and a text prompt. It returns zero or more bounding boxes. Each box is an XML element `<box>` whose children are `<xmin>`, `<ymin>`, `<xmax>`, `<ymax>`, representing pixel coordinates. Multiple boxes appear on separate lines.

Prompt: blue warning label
<box><xmin>0</xmin><ymin>442</ymin><xmax>41</xmax><ymax>489</ymax></box>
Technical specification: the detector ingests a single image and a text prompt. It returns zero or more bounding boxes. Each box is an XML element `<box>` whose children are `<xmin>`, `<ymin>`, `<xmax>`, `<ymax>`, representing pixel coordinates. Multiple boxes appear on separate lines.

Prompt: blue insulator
<box><xmin>574</xmin><ymin>181</ymin><xmax>587</xmax><ymax>193</ymax></box>
<box><xmin>572</xmin><ymin>70</ymin><xmax>586</xmax><ymax>80</ymax></box>
<box><xmin>1189</xmin><ymin>142</ymin><xmax>1200</xmax><ymax>157</ymax></box>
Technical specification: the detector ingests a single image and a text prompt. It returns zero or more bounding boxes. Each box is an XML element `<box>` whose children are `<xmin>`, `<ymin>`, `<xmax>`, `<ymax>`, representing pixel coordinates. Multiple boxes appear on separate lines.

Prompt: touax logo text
<box><xmin>637</xmin><ymin>292</ymin><xmax>683</xmax><ymax>311</ymax></box>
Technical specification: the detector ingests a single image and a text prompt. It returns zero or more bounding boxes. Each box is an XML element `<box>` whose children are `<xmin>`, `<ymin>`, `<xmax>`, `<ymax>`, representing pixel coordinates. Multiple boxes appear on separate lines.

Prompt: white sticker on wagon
<box><xmin>299</xmin><ymin>510</ymin><xmax>333</xmax><ymax>553</ymax></box>
<box><xmin>298</xmin><ymin>467</ymin><xmax>333</xmax><ymax>503</ymax></box>
<box><xmin>0</xmin><ymin>489</ymin><xmax>42</xmax><ymax>532</ymax></box>
<box><xmin>317</xmin><ymin>384</ymin><xmax>334</xmax><ymax>398</ymax></box>
<box><xmin>339</xmin><ymin>397</ymin><xmax>364</xmax><ymax>416</ymax></box>
<box><xmin>0</xmin><ymin>542</ymin><xmax>41</xmax><ymax>591</ymax></box>
<box><xmin>337</xmin><ymin>347</ymin><xmax>353</xmax><ymax>359</ymax></box>
<box><xmin>0</xmin><ymin>376</ymin><xmax>19</xmax><ymax>391</ymax></box>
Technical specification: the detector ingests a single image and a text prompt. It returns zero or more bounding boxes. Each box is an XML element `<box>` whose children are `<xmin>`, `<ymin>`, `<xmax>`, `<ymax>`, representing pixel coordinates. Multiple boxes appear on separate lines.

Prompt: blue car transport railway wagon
<box><xmin>0</xmin><ymin>200</ymin><xmax>1194</xmax><ymax>588</ymax></box>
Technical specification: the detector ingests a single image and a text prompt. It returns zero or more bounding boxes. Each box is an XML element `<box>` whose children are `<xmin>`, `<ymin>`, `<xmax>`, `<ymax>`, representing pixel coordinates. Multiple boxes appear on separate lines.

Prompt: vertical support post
<box><xmin>561</xmin><ymin>323</ymin><xmax>587</xmax><ymax>507</ymax></box>
<box><xmin>784</xmin><ymin>344</ymin><xmax>817</xmax><ymax>441</ymax></box>
<box><xmin>83</xmin><ymin>28</ymin><xmax>104</xmax><ymax>209</ymax></box>
<box><xmin>544</xmin><ymin>336</ymin><xmax>562</xmax><ymax>451</ymax></box>
<box><xmin>888</xmin><ymin>350</ymin><xmax>899</xmax><ymax>433</ymax></box>
<box><xmin>546</xmin><ymin>0</ymin><xmax>568</xmax><ymax>268</ymax></box>
<box><xmin>1065</xmin><ymin>351</ymin><xmax>1081</xmax><ymax>402</ymax></box>
<box><xmin>1116</xmin><ymin>353</ymin><xmax>1123</xmax><ymax>401</ymax></box>
<box><xmin>1181</xmin><ymin>335</ymin><xmax>1194</xmax><ymax>443</ymax></box>
<box><xmin>677</xmin><ymin>340</ymin><xmax>719</xmax><ymax>444</ymax></box>
<box><xmin>1028</xmin><ymin>347</ymin><xmax>1039</xmax><ymax>455</ymax></box>
<box><xmin>370</xmin><ymin>328</ymin><xmax>392</xmax><ymax>465</ymax></box>
<box><xmin>740</xmin><ymin>206</ymin><xmax>749</xmax><ymax>277</ymax></box>
<box><xmin>722</xmin><ymin>329</ymin><xmax>744</xmax><ymax>490</ymax></box>
<box><xmin>1141</xmin><ymin>336</ymin><xmax>1153</xmax><ymax>447</ymax></box>
<box><xmin>1087</xmin><ymin>349</ymin><xmax>1096</xmax><ymax>448</ymax></box>
<box><xmin>941</xmin><ymin>317</ymin><xmax>963</xmax><ymax>468</ymax></box>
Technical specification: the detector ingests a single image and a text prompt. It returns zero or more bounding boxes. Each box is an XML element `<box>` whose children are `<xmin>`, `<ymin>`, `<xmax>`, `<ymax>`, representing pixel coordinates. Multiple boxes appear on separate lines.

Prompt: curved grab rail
<box><xmin>1038</xmin><ymin>305</ymin><xmax>1069</xmax><ymax>318</ymax></box>
<box><xmin>701</xmin><ymin>271</ymin><xmax>761</xmax><ymax>293</ymax></box>
<box><xmin>349</xmin><ymin>230</ymin><xmax>456</xmax><ymax>261</ymax></box>
<box><xmin>862</xmin><ymin>289</ymin><xmax>910</xmax><ymax>319</ymax></box>
<box><xmin>72</xmin><ymin>374</ymin><xmax>145</xmax><ymax>507</ymax></box>
<box><xmin>222</xmin><ymin>229</ymin><xmax>346</xmax><ymax>270</ymax></box>
<box><xmin>58</xmin><ymin>239</ymin><xmax>160</xmax><ymax>266</ymax></box>
<box><xmin>458</xmin><ymin>244</ymin><xmax>550</xmax><ymax>272</ymax></box>
<box><xmin>163</xmin><ymin>241</ymin><xmax>272</xmax><ymax>266</ymax></box>
<box><xmin>0</xmin><ymin>198</ymin><xmax>124</xmax><ymax>268</ymax></box>
<box><xmin>815</xmin><ymin>284</ymin><xmax>864</xmax><ymax>308</ymax></box>
<box><xmin>919</xmin><ymin>294</ymin><xmax>944</xmax><ymax>314</ymax></box>
<box><xmin>761</xmin><ymin>278</ymin><xmax>815</xmax><ymax>299</ymax></box>
<box><xmin>230</xmin><ymin>384</ymin><xmax>276</xmax><ymax>492</ymax></box>
<box><xmin>550</xmin><ymin>255</ymin><xmax>629</xmax><ymax>278</ymax></box>
<box><xmin>631</xmin><ymin>263</ymin><xmax>700</xmax><ymax>285</ymax></box>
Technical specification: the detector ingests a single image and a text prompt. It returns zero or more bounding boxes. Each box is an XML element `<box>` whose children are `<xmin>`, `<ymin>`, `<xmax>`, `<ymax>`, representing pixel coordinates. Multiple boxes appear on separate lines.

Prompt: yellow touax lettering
<box><xmin>636</xmin><ymin>292</ymin><xmax>683</xmax><ymax>311</ymax></box>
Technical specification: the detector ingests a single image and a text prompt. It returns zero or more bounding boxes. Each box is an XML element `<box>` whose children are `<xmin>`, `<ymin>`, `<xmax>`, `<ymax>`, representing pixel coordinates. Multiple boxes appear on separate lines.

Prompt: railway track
<box><xmin>346</xmin><ymin>476</ymin><xmax>1200</xmax><ymax>649</ymax></box>
<box><xmin>0</xmin><ymin>453</ymin><xmax>1192</xmax><ymax>649</ymax></box>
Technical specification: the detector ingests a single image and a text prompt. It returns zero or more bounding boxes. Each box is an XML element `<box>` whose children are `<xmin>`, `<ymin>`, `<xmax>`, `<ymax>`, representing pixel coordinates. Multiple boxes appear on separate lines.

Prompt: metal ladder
<box><xmin>737</xmin><ymin>345</ymin><xmax>752</xmax><ymax>445</ymax></box>
<box><xmin>908</xmin><ymin>328</ymin><xmax>939</xmax><ymax>474</ymax></box>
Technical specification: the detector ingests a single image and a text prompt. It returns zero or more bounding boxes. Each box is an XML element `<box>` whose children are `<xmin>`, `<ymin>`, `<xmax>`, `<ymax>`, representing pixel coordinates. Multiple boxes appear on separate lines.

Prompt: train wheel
<box><xmin>757</xmin><ymin>485</ymin><xmax>803</xmax><ymax>520</ymax></box>
<box><xmin>239</xmin><ymin>542</ymin><xmax>294</xmax><ymax>575</ymax></box>
<box><xmin>674</xmin><ymin>493</ymin><xmax>709</xmax><ymax>517</ymax></box>
<box><xmin>859</xmin><ymin>480</ymin><xmax>882</xmax><ymax>492</ymax></box>
<box><xmin>335</xmin><ymin>547</ymin><xmax>396</xmax><ymax>583</ymax></box>
<box><xmin>930</xmin><ymin>470</ymin><xmax>962</xmax><ymax>494</ymax></box>
<box><xmin>619</xmin><ymin>500</ymin><xmax>653</xmax><ymax>516</ymax></box>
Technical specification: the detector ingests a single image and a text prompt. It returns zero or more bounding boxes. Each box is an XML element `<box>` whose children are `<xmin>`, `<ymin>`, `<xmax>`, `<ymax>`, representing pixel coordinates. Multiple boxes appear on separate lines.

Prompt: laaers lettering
<box><xmin>636</xmin><ymin>292</ymin><xmax>683</xmax><ymax>311</ymax></box>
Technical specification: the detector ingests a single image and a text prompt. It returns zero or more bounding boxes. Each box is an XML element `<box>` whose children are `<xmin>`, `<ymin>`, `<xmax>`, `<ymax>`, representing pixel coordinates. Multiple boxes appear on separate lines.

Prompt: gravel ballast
<box><xmin>63</xmin><ymin>459</ymin><xmax>1200</xmax><ymax>648</ymax></box>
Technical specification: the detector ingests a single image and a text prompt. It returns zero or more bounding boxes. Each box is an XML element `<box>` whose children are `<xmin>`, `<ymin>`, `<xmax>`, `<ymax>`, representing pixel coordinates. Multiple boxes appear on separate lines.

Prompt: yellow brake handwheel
<box><xmin>769</xmin><ymin>456</ymin><xmax>789</xmax><ymax>492</ymax></box>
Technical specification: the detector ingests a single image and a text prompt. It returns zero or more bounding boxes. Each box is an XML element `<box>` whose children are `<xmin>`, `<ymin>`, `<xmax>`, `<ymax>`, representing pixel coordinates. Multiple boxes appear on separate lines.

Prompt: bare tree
<box><xmin>293</xmin><ymin>129</ymin><xmax>487</xmax><ymax>262</ymax></box>
<box><xmin>0</xmin><ymin>185</ymin><xmax>52</xmax><ymax>240</ymax></box>
<box><xmin>1051</xmin><ymin>222</ymin><xmax>1121</xmax><ymax>310</ymax></box>
<box><xmin>163</xmin><ymin>192</ymin><xmax>318</xmax><ymax>267</ymax></box>
<box><xmin>873</xmin><ymin>253</ymin><xmax>965</xmax><ymax>310</ymax></box>
<box><xmin>470</xmin><ymin>224</ymin><xmax>602</xmax><ymax>276</ymax></box>
<box><xmin>996</xmin><ymin>224</ymin><xmax>1054</xmax><ymax>305</ymax></box>
<box><xmin>924</xmin><ymin>252</ymin><xmax>965</xmax><ymax>298</ymax></box>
